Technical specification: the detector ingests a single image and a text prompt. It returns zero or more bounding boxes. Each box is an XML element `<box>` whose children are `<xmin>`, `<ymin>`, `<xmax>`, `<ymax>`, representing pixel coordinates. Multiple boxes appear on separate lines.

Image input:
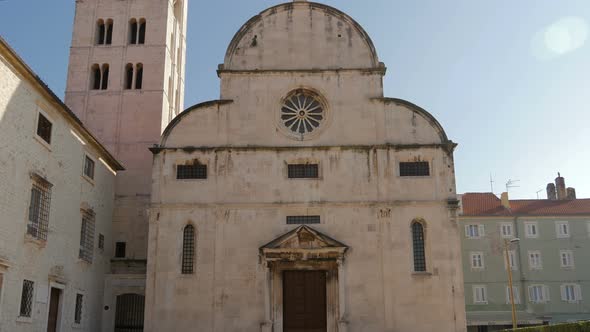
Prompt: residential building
<box><xmin>0</xmin><ymin>37</ymin><xmax>123</xmax><ymax>332</ymax></box>
<box><xmin>460</xmin><ymin>174</ymin><xmax>590</xmax><ymax>332</ymax></box>
<box><xmin>146</xmin><ymin>1</ymin><xmax>467</xmax><ymax>331</ymax></box>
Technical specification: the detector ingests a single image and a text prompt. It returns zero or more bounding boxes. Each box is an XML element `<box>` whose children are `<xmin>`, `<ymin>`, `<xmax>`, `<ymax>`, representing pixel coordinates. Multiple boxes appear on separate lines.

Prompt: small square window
<box><xmin>288</xmin><ymin>164</ymin><xmax>319</xmax><ymax>179</ymax></box>
<box><xmin>36</xmin><ymin>113</ymin><xmax>52</xmax><ymax>144</ymax></box>
<box><xmin>399</xmin><ymin>162</ymin><xmax>430</xmax><ymax>177</ymax></box>
<box><xmin>115</xmin><ymin>242</ymin><xmax>126</xmax><ymax>258</ymax></box>
<box><xmin>84</xmin><ymin>156</ymin><xmax>95</xmax><ymax>180</ymax></box>
<box><xmin>177</xmin><ymin>164</ymin><xmax>207</xmax><ymax>180</ymax></box>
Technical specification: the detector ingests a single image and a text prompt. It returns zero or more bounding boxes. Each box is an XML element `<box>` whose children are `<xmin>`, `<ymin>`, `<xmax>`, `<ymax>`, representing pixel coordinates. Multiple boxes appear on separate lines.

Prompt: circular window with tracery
<box><xmin>280</xmin><ymin>90</ymin><xmax>327</xmax><ymax>138</ymax></box>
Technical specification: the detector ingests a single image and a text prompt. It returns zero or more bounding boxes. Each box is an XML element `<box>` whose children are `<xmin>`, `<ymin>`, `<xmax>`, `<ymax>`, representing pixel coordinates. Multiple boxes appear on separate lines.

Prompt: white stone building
<box><xmin>146</xmin><ymin>1</ymin><xmax>467</xmax><ymax>331</ymax></box>
<box><xmin>0</xmin><ymin>37</ymin><xmax>123</xmax><ymax>332</ymax></box>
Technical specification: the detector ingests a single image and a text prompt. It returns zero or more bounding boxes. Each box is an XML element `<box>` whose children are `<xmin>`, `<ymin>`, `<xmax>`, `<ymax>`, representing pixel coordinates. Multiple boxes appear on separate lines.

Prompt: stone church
<box><xmin>145</xmin><ymin>1</ymin><xmax>467</xmax><ymax>331</ymax></box>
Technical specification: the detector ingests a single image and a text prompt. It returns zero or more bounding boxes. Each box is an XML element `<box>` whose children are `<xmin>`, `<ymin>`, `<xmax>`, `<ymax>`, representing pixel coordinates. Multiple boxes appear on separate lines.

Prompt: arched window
<box><xmin>135</xmin><ymin>63</ymin><xmax>143</xmax><ymax>90</ymax></box>
<box><xmin>412</xmin><ymin>221</ymin><xmax>426</xmax><ymax>272</ymax></box>
<box><xmin>181</xmin><ymin>225</ymin><xmax>195</xmax><ymax>274</ymax></box>
<box><xmin>101</xmin><ymin>64</ymin><xmax>109</xmax><ymax>90</ymax></box>
<box><xmin>105</xmin><ymin>19</ymin><xmax>113</xmax><ymax>45</ymax></box>
<box><xmin>129</xmin><ymin>19</ymin><xmax>138</xmax><ymax>44</ymax></box>
<box><xmin>124</xmin><ymin>64</ymin><xmax>134</xmax><ymax>90</ymax></box>
<box><xmin>138</xmin><ymin>19</ymin><xmax>146</xmax><ymax>44</ymax></box>
<box><xmin>96</xmin><ymin>20</ymin><xmax>105</xmax><ymax>45</ymax></box>
<box><xmin>91</xmin><ymin>64</ymin><xmax>101</xmax><ymax>90</ymax></box>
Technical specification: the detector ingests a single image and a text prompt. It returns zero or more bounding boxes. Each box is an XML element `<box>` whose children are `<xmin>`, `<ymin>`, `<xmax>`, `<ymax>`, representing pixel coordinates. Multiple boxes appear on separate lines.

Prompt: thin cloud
<box><xmin>532</xmin><ymin>17</ymin><xmax>588</xmax><ymax>60</ymax></box>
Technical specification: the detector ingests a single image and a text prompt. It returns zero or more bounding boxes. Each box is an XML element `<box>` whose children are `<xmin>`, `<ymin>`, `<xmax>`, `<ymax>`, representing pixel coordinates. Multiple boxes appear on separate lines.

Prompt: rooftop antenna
<box><xmin>506</xmin><ymin>179</ymin><xmax>520</xmax><ymax>193</ymax></box>
<box><xmin>535</xmin><ymin>189</ymin><xmax>543</xmax><ymax>199</ymax></box>
<box><xmin>489</xmin><ymin>173</ymin><xmax>495</xmax><ymax>193</ymax></box>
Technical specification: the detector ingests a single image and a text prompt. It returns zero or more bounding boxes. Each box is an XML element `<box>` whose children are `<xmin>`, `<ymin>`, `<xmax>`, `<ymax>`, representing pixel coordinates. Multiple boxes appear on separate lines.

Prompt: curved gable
<box><xmin>223</xmin><ymin>2</ymin><xmax>380</xmax><ymax>71</ymax></box>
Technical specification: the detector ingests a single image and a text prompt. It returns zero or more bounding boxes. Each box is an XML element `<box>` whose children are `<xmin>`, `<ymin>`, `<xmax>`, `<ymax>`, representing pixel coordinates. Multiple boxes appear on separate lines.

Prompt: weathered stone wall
<box><xmin>0</xmin><ymin>47</ymin><xmax>116</xmax><ymax>332</ymax></box>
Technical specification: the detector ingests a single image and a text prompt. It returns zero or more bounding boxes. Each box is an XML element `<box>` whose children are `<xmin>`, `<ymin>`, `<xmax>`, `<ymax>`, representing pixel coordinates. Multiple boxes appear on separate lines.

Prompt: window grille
<box><xmin>177</xmin><ymin>164</ymin><xmax>207</xmax><ymax>179</ymax></box>
<box><xmin>286</xmin><ymin>216</ymin><xmax>320</xmax><ymax>225</ymax></box>
<box><xmin>399</xmin><ymin>162</ymin><xmax>430</xmax><ymax>177</ymax></box>
<box><xmin>115</xmin><ymin>294</ymin><xmax>145</xmax><ymax>332</ymax></box>
<box><xmin>19</xmin><ymin>280</ymin><xmax>34</xmax><ymax>317</ymax></box>
<box><xmin>181</xmin><ymin>225</ymin><xmax>195</xmax><ymax>274</ymax></box>
<box><xmin>115</xmin><ymin>242</ymin><xmax>126</xmax><ymax>258</ymax></box>
<box><xmin>28</xmin><ymin>178</ymin><xmax>52</xmax><ymax>241</ymax></box>
<box><xmin>288</xmin><ymin>164</ymin><xmax>319</xmax><ymax>179</ymax></box>
<box><xmin>36</xmin><ymin>113</ymin><xmax>52</xmax><ymax>144</ymax></box>
<box><xmin>75</xmin><ymin>294</ymin><xmax>84</xmax><ymax>324</ymax></box>
<box><xmin>79</xmin><ymin>210</ymin><xmax>95</xmax><ymax>263</ymax></box>
<box><xmin>84</xmin><ymin>156</ymin><xmax>95</xmax><ymax>179</ymax></box>
<box><xmin>98</xmin><ymin>234</ymin><xmax>105</xmax><ymax>251</ymax></box>
<box><xmin>412</xmin><ymin>222</ymin><xmax>426</xmax><ymax>272</ymax></box>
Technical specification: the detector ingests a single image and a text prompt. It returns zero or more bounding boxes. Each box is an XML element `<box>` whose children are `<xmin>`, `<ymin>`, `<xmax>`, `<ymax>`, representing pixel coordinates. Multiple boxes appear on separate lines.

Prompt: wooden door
<box><xmin>47</xmin><ymin>288</ymin><xmax>60</xmax><ymax>332</ymax></box>
<box><xmin>283</xmin><ymin>271</ymin><xmax>327</xmax><ymax>332</ymax></box>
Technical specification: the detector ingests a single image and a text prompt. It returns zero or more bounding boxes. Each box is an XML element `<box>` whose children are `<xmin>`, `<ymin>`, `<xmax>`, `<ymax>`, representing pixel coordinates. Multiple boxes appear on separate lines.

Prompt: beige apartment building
<box><xmin>0</xmin><ymin>37</ymin><xmax>123</xmax><ymax>332</ymax></box>
<box><xmin>146</xmin><ymin>1</ymin><xmax>467</xmax><ymax>331</ymax></box>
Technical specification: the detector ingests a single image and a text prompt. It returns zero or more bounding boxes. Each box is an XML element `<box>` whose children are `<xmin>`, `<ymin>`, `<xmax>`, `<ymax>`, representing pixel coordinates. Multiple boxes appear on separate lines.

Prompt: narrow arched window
<box><xmin>138</xmin><ymin>19</ymin><xmax>146</xmax><ymax>44</ymax></box>
<box><xmin>105</xmin><ymin>19</ymin><xmax>113</xmax><ymax>45</ymax></box>
<box><xmin>124</xmin><ymin>64</ymin><xmax>134</xmax><ymax>90</ymax></box>
<box><xmin>412</xmin><ymin>221</ymin><xmax>426</xmax><ymax>272</ymax></box>
<box><xmin>91</xmin><ymin>64</ymin><xmax>101</xmax><ymax>90</ymax></box>
<box><xmin>135</xmin><ymin>63</ymin><xmax>143</xmax><ymax>90</ymax></box>
<box><xmin>181</xmin><ymin>225</ymin><xmax>195</xmax><ymax>274</ymax></box>
<box><xmin>96</xmin><ymin>20</ymin><xmax>105</xmax><ymax>45</ymax></box>
<box><xmin>129</xmin><ymin>19</ymin><xmax>138</xmax><ymax>44</ymax></box>
<box><xmin>101</xmin><ymin>64</ymin><xmax>109</xmax><ymax>90</ymax></box>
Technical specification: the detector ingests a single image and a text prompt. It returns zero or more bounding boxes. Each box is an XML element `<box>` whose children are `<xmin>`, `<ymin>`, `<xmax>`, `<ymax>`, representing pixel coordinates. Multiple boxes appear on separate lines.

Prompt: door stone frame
<box><xmin>259</xmin><ymin>226</ymin><xmax>349</xmax><ymax>332</ymax></box>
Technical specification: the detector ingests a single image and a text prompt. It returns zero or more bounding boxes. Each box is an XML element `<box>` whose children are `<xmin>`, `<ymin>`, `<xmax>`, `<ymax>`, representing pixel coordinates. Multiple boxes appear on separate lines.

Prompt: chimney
<box><xmin>567</xmin><ymin>187</ymin><xmax>577</xmax><ymax>200</ymax></box>
<box><xmin>556</xmin><ymin>173</ymin><xmax>567</xmax><ymax>200</ymax></box>
<box><xmin>501</xmin><ymin>192</ymin><xmax>511</xmax><ymax>209</ymax></box>
<box><xmin>547</xmin><ymin>183</ymin><xmax>557</xmax><ymax>200</ymax></box>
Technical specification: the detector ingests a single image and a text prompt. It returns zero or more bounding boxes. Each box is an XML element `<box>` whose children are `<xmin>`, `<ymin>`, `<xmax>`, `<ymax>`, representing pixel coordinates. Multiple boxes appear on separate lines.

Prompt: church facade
<box><xmin>146</xmin><ymin>1</ymin><xmax>467</xmax><ymax>331</ymax></box>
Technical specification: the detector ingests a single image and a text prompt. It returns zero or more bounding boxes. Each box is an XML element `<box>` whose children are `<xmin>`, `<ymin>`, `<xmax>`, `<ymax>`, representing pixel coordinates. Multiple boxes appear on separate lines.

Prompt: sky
<box><xmin>0</xmin><ymin>0</ymin><xmax>589</xmax><ymax>199</ymax></box>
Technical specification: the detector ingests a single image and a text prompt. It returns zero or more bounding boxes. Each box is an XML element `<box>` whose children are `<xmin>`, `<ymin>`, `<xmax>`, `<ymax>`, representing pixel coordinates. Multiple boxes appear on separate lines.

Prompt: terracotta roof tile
<box><xmin>460</xmin><ymin>193</ymin><xmax>590</xmax><ymax>217</ymax></box>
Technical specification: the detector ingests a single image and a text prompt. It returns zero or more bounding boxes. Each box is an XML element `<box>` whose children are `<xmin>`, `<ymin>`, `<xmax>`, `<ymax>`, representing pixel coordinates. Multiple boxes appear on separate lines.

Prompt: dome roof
<box><xmin>222</xmin><ymin>1</ymin><xmax>380</xmax><ymax>71</ymax></box>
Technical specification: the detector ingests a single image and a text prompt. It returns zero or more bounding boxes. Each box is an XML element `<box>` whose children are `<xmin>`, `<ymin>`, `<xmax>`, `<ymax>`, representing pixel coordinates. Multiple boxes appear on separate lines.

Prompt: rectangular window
<box><xmin>36</xmin><ymin>113</ymin><xmax>52</xmax><ymax>144</ymax></box>
<box><xmin>287</xmin><ymin>164</ymin><xmax>319</xmax><ymax>179</ymax></box>
<box><xmin>470</xmin><ymin>252</ymin><xmax>484</xmax><ymax>269</ymax></box>
<box><xmin>19</xmin><ymin>280</ymin><xmax>34</xmax><ymax>317</ymax></box>
<box><xmin>79</xmin><ymin>210</ymin><xmax>95</xmax><ymax>263</ymax></box>
<box><xmin>561</xmin><ymin>284</ymin><xmax>582</xmax><ymax>303</ymax></box>
<box><xmin>74</xmin><ymin>294</ymin><xmax>83</xmax><ymax>324</ymax></box>
<box><xmin>505</xmin><ymin>250</ymin><xmax>518</xmax><ymax>270</ymax></box>
<box><xmin>528</xmin><ymin>251</ymin><xmax>543</xmax><ymax>270</ymax></box>
<box><xmin>98</xmin><ymin>234</ymin><xmax>104</xmax><ymax>251</ymax></box>
<box><xmin>399</xmin><ymin>162</ymin><xmax>430</xmax><ymax>177</ymax></box>
<box><xmin>556</xmin><ymin>221</ymin><xmax>570</xmax><ymax>238</ymax></box>
<box><xmin>465</xmin><ymin>224</ymin><xmax>485</xmax><ymax>238</ymax></box>
<box><xmin>525</xmin><ymin>222</ymin><xmax>539</xmax><ymax>238</ymax></box>
<box><xmin>286</xmin><ymin>216</ymin><xmax>321</xmax><ymax>225</ymax></box>
<box><xmin>177</xmin><ymin>164</ymin><xmax>207</xmax><ymax>180</ymax></box>
<box><xmin>115</xmin><ymin>242</ymin><xmax>126</xmax><ymax>258</ymax></box>
<box><xmin>473</xmin><ymin>285</ymin><xmax>488</xmax><ymax>304</ymax></box>
<box><xmin>529</xmin><ymin>285</ymin><xmax>549</xmax><ymax>303</ymax></box>
<box><xmin>506</xmin><ymin>286</ymin><xmax>521</xmax><ymax>304</ymax></box>
<box><xmin>83</xmin><ymin>155</ymin><xmax>95</xmax><ymax>180</ymax></box>
<box><xmin>500</xmin><ymin>223</ymin><xmax>514</xmax><ymax>238</ymax></box>
<box><xmin>28</xmin><ymin>176</ymin><xmax>52</xmax><ymax>241</ymax></box>
<box><xmin>560</xmin><ymin>250</ymin><xmax>574</xmax><ymax>268</ymax></box>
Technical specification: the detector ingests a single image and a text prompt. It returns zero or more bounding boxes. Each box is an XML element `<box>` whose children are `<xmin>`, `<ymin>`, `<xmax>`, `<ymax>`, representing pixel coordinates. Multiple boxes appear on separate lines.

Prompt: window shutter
<box><xmin>575</xmin><ymin>285</ymin><xmax>583</xmax><ymax>301</ymax></box>
<box><xmin>506</xmin><ymin>287</ymin><xmax>511</xmax><ymax>304</ymax></box>
<box><xmin>544</xmin><ymin>286</ymin><xmax>550</xmax><ymax>301</ymax></box>
<box><xmin>465</xmin><ymin>225</ymin><xmax>470</xmax><ymax>237</ymax></box>
<box><xmin>528</xmin><ymin>286</ymin><xmax>534</xmax><ymax>303</ymax></box>
<box><xmin>478</xmin><ymin>225</ymin><xmax>485</xmax><ymax>237</ymax></box>
<box><xmin>560</xmin><ymin>285</ymin><xmax>567</xmax><ymax>301</ymax></box>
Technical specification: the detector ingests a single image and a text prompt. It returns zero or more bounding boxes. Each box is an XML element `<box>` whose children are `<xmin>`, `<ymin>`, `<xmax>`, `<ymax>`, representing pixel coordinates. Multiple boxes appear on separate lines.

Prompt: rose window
<box><xmin>280</xmin><ymin>91</ymin><xmax>325</xmax><ymax>135</ymax></box>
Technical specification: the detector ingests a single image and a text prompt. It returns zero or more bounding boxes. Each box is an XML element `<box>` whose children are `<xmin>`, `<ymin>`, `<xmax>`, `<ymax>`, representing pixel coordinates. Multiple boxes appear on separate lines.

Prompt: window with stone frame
<box><xmin>528</xmin><ymin>251</ymin><xmax>543</xmax><ymax>270</ymax></box>
<box><xmin>19</xmin><ymin>280</ymin><xmax>34</xmax><ymax>317</ymax></box>
<box><xmin>525</xmin><ymin>221</ymin><xmax>539</xmax><ymax>238</ymax></box>
<box><xmin>412</xmin><ymin>221</ymin><xmax>427</xmax><ymax>272</ymax></box>
<box><xmin>28</xmin><ymin>174</ymin><xmax>52</xmax><ymax>241</ymax></box>
<box><xmin>529</xmin><ymin>285</ymin><xmax>550</xmax><ymax>303</ymax></box>
<box><xmin>399</xmin><ymin>161</ymin><xmax>430</xmax><ymax>177</ymax></box>
<box><xmin>115</xmin><ymin>242</ymin><xmax>126</xmax><ymax>258</ymax></box>
<box><xmin>181</xmin><ymin>225</ymin><xmax>195</xmax><ymax>274</ymax></box>
<box><xmin>560</xmin><ymin>250</ymin><xmax>574</xmax><ymax>268</ymax></box>
<box><xmin>36</xmin><ymin>112</ymin><xmax>52</xmax><ymax>144</ymax></box>
<box><xmin>83</xmin><ymin>155</ymin><xmax>95</xmax><ymax>180</ymax></box>
<box><xmin>470</xmin><ymin>252</ymin><xmax>484</xmax><ymax>269</ymax></box>
<box><xmin>74</xmin><ymin>293</ymin><xmax>84</xmax><ymax>324</ymax></box>
<box><xmin>506</xmin><ymin>286</ymin><xmax>521</xmax><ymax>304</ymax></box>
<box><xmin>79</xmin><ymin>210</ymin><xmax>95</xmax><ymax>263</ymax></box>
<box><xmin>473</xmin><ymin>285</ymin><xmax>487</xmax><ymax>304</ymax></box>
<box><xmin>288</xmin><ymin>164</ymin><xmax>319</xmax><ymax>179</ymax></box>
<box><xmin>561</xmin><ymin>284</ymin><xmax>582</xmax><ymax>303</ymax></box>
<box><xmin>177</xmin><ymin>163</ymin><xmax>207</xmax><ymax>180</ymax></box>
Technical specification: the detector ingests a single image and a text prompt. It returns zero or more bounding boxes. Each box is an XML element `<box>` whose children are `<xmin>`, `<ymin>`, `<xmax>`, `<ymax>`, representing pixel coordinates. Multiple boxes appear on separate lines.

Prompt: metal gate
<box><xmin>114</xmin><ymin>294</ymin><xmax>145</xmax><ymax>332</ymax></box>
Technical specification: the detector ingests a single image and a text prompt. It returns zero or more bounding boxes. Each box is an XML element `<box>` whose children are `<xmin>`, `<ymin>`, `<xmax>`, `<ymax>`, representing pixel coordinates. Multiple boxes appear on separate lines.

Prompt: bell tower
<box><xmin>64</xmin><ymin>0</ymin><xmax>187</xmax><ymax>326</ymax></box>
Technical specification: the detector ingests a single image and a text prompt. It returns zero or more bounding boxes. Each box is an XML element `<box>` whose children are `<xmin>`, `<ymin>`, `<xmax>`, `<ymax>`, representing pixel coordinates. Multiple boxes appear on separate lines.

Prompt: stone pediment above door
<box><xmin>260</xmin><ymin>226</ymin><xmax>348</xmax><ymax>262</ymax></box>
